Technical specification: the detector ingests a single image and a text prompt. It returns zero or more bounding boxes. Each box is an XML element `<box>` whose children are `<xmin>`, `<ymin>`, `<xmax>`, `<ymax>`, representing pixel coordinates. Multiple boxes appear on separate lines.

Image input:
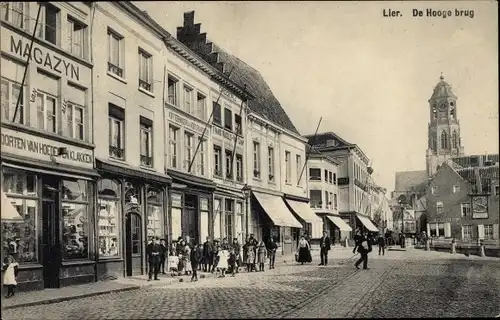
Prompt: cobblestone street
<box><xmin>3</xmin><ymin>250</ymin><xmax>500</xmax><ymax>319</ymax></box>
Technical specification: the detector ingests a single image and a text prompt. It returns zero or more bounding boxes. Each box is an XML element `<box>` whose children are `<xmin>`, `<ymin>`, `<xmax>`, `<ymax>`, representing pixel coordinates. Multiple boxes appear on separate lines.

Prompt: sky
<box><xmin>136</xmin><ymin>1</ymin><xmax>499</xmax><ymax>193</ymax></box>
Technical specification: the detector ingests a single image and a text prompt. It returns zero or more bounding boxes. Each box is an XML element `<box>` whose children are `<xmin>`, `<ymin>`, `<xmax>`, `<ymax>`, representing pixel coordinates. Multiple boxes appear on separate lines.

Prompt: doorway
<box><xmin>183</xmin><ymin>194</ymin><xmax>198</xmax><ymax>243</ymax></box>
<box><xmin>125</xmin><ymin>212</ymin><xmax>142</xmax><ymax>276</ymax></box>
<box><xmin>41</xmin><ymin>176</ymin><xmax>60</xmax><ymax>289</ymax></box>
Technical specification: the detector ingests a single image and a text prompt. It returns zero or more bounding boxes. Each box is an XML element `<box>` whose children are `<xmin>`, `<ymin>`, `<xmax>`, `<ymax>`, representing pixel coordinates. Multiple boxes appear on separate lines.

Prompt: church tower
<box><xmin>426</xmin><ymin>74</ymin><xmax>465</xmax><ymax>177</ymax></box>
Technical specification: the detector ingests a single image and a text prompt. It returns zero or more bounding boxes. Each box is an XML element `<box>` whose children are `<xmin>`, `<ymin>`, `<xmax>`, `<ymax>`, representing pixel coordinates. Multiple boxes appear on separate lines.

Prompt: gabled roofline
<box><xmin>430</xmin><ymin>162</ymin><xmax>468</xmax><ymax>185</ymax></box>
<box><xmin>304</xmin><ymin>131</ymin><xmax>354</xmax><ymax>147</ymax></box>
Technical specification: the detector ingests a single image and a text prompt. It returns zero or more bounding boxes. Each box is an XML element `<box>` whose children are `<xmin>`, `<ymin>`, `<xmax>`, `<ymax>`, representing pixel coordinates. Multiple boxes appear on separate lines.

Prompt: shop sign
<box><xmin>172</xmin><ymin>193</ymin><xmax>183</xmax><ymax>208</ymax></box>
<box><xmin>472</xmin><ymin>196</ymin><xmax>488</xmax><ymax>219</ymax></box>
<box><xmin>212</xmin><ymin>125</ymin><xmax>244</xmax><ymax>146</ymax></box>
<box><xmin>7</xmin><ymin>33</ymin><xmax>80</xmax><ymax>81</ymax></box>
<box><xmin>168</xmin><ymin>111</ymin><xmax>205</xmax><ymax>134</ymax></box>
<box><xmin>0</xmin><ymin>127</ymin><xmax>93</xmax><ymax>169</ymax></box>
<box><xmin>430</xmin><ymin>217</ymin><xmax>461</xmax><ymax>223</ymax></box>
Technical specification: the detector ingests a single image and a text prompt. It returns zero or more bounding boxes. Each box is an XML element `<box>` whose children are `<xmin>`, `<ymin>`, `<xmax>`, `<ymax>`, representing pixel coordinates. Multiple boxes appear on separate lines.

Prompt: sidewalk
<box><xmin>2</xmin><ymin>249</ymin><xmax>329</xmax><ymax>310</ymax></box>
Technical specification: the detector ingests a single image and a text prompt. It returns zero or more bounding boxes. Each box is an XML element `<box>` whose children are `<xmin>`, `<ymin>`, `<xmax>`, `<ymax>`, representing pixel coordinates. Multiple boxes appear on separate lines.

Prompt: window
<box><xmin>108</xmin><ymin>105</ymin><xmax>125</xmax><ymax>160</ymax></box>
<box><xmin>224</xmin><ymin>199</ymin><xmax>234</xmax><ymax>241</ymax></box>
<box><xmin>296</xmin><ymin>155</ymin><xmax>302</xmax><ymax>185</ymax></box>
<box><xmin>329</xmin><ymin>172</ymin><xmax>333</xmax><ymax>184</ymax></box>
<box><xmin>268</xmin><ymin>147</ymin><xmax>275</xmax><ymax>181</ymax></box>
<box><xmin>441</xmin><ymin>131</ymin><xmax>448</xmax><ymax>149</ymax></box>
<box><xmin>213</xmin><ymin>199</ymin><xmax>222</xmax><ymax>240</ymax></box>
<box><xmin>453</xmin><ymin>185</ymin><xmax>460</xmax><ymax>193</ymax></box>
<box><xmin>140</xmin><ymin>117</ymin><xmax>153</xmax><ymax>167</ymax></box>
<box><xmin>484</xmin><ymin>225</ymin><xmax>494</xmax><ymax>240</ymax></box>
<box><xmin>452</xmin><ymin>130</ymin><xmax>458</xmax><ymax>149</ymax></box>
<box><xmin>496</xmin><ymin>185</ymin><xmax>499</xmax><ymax>196</ymax></box>
<box><xmin>130</xmin><ymin>213</ymin><xmax>141</xmax><ymax>255</ymax></box>
<box><xmin>235</xmin><ymin>202</ymin><xmax>244</xmax><ymax>243</ymax></box>
<box><xmin>197</xmin><ymin>138</ymin><xmax>206</xmax><ymax>176</ymax></box>
<box><xmin>183</xmin><ymin>85</ymin><xmax>193</xmax><ymax>113</ymax></box>
<box><xmin>67</xmin><ymin>17</ymin><xmax>86</xmax><ymax>59</ymax></box>
<box><xmin>285</xmin><ymin>151</ymin><xmax>291</xmax><ymax>184</ymax></box>
<box><xmin>310</xmin><ymin>190</ymin><xmax>322</xmax><ymax>209</ymax></box>
<box><xmin>236</xmin><ymin>154</ymin><xmax>243</xmax><ymax>182</ymax></box>
<box><xmin>224</xmin><ymin>107</ymin><xmax>232</xmax><ymax>130</ymax></box>
<box><xmin>146</xmin><ymin>189</ymin><xmax>163</xmax><ymax>240</ymax></box>
<box><xmin>1</xmin><ymin>78</ymin><xmax>24</xmax><ymax>124</ymax></box>
<box><xmin>98</xmin><ymin>179</ymin><xmax>121</xmax><ymax>258</ymax></box>
<box><xmin>334</xmin><ymin>193</ymin><xmax>338</xmax><ymax>209</ymax></box>
<box><xmin>167</xmin><ymin>76</ymin><xmax>178</xmax><ymax>106</ymax></box>
<box><xmin>333</xmin><ymin>173</ymin><xmax>337</xmax><ymax>184</ymax></box>
<box><xmin>37</xmin><ymin>3</ymin><xmax>59</xmax><ymax>45</ymax></box>
<box><xmin>169</xmin><ymin>126</ymin><xmax>179</xmax><ymax>168</ymax></box>
<box><xmin>213</xmin><ymin>102</ymin><xmax>222</xmax><ymax>126</ymax></box>
<box><xmin>431</xmin><ymin>186</ymin><xmax>437</xmax><ymax>195</ymax></box>
<box><xmin>62</xmin><ymin>179</ymin><xmax>89</xmax><ymax>260</ymax></box>
<box><xmin>1</xmin><ymin>2</ymin><xmax>25</xmax><ymax>29</ymax></box>
<box><xmin>225</xmin><ymin>149</ymin><xmax>233</xmax><ymax>179</ymax></box>
<box><xmin>36</xmin><ymin>92</ymin><xmax>57</xmax><ymax>133</ymax></box>
<box><xmin>437</xmin><ymin>223</ymin><xmax>445</xmax><ymax>237</ymax></box>
<box><xmin>235</xmin><ymin>114</ymin><xmax>242</xmax><ymax>135</ymax></box>
<box><xmin>309</xmin><ymin>168</ymin><xmax>321</xmax><ymax>181</ymax></box>
<box><xmin>196</xmin><ymin>93</ymin><xmax>206</xmax><ymax>120</ymax></box>
<box><xmin>462</xmin><ymin>225</ymin><xmax>472</xmax><ymax>241</ymax></box>
<box><xmin>107</xmin><ymin>30</ymin><xmax>123</xmax><ymax>77</ymax></box>
<box><xmin>184</xmin><ymin>132</ymin><xmax>194</xmax><ymax>172</ymax></box>
<box><xmin>324</xmin><ymin>170</ymin><xmax>328</xmax><ymax>183</ymax></box>
<box><xmin>214</xmin><ymin>145</ymin><xmax>222</xmax><ymax>176</ymax></box>
<box><xmin>324</xmin><ymin>191</ymin><xmax>329</xmax><ymax>209</ymax></box>
<box><xmin>138</xmin><ymin>50</ymin><xmax>152</xmax><ymax>92</ymax></box>
<box><xmin>436</xmin><ymin>201</ymin><xmax>443</xmax><ymax>214</ymax></box>
<box><xmin>253</xmin><ymin>141</ymin><xmax>261</xmax><ymax>178</ymax></box>
<box><xmin>2</xmin><ymin>169</ymin><xmax>38</xmax><ymax>263</ymax></box>
<box><xmin>65</xmin><ymin>103</ymin><xmax>84</xmax><ymax>140</ymax></box>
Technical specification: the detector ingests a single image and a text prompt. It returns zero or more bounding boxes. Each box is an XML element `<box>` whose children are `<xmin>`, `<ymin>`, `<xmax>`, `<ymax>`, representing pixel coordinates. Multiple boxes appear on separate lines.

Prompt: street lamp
<box><xmin>241</xmin><ymin>184</ymin><xmax>251</xmax><ymax>242</ymax></box>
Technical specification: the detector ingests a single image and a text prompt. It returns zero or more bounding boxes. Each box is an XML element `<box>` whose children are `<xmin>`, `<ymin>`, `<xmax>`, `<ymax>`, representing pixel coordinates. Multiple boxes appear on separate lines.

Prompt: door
<box><xmin>125</xmin><ymin>213</ymin><xmax>141</xmax><ymax>276</ymax></box>
<box><xmin>41</xmin><ymin>177</ymin><xmax>60</xmax><ymax>288</ymax></box>
<box><xmin>183</xmin><ymin>194</ymin><xmax>198</xmax><ymax>243</ymax></box>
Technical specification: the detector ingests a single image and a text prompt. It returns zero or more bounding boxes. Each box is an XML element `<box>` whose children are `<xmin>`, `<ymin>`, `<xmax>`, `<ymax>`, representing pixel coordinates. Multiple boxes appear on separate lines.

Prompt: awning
<box><xmin>253</xmin><ymin>192</ymin><xmax>302</xmax><ymax>228</ymax></box>
<box><xmin>96</xmin><ymin>158</ymin><xmax>172</xmax><ymax>185</ymax></box>
<box><xmin>285</xmin><ymin>199</ymin><xmax>323</xmax><ymax>223</ymax></box>
<box><xmin>1</xmin><ymin>190</ymin><xmax>23</xmax><ymax>221</ymax></box>
<box><xmin>356</xmin><ymin>214</ymin><xmax>379</xmax><ymax>232</ymax></box>
<box><xmin>326</xmin><ymin>215</ymin><xmax>352</xmax><ymax>231</ymax></box>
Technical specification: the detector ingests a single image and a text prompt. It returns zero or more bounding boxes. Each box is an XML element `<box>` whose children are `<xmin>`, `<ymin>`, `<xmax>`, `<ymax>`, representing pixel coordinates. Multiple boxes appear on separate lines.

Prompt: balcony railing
<box><xmin>140</xmin><ymin>155</ymin><xmax>152</xmax><ymax>167</ymax></box>
<box><xmin>354</xmin><ymin>178</ymin><xmax>368</xmax><ymax>192</ymax></box>
<box><xmin>139</xmin><ymin>79</ymin><xmax>151</xmax><ymax>92</ymax></box>
<box><xmin>108</xmin><ymin>62</ymin><xmax>123</xmax><ymax>78</ymax></box>
<box><xmin>337</xmin><ymin>177</ymin><xmax>349</xmax><ymax>185</ymax></box>
<box><xmin>109</xmin><ymin>146</ymin><xmax>124</xmax><ymax>160</ymax></box>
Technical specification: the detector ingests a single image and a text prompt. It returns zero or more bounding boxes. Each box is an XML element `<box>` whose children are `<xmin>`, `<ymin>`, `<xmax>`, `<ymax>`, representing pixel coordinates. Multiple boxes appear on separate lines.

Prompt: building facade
<box><xmin>91</xmin><ymin>2</ymin><xmax>172</xmax><ymax>279</ymax></box>
<box><xmin>1</xmin><ymin>2</ymin><xmax>96</xmax><ymax>291</ymax></box>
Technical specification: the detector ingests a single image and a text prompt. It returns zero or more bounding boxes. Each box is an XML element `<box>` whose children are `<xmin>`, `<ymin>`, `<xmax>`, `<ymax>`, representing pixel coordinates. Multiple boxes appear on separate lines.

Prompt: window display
<box><xmin>62</xmin><ymin>203</ymin><xmax>89</xmax><ymax>260</ymax></box>
<box><xmin>147</xmin><ymin>189</ymin><xmax>163</xmax><ymax>240</ymax></box>
<box><xmin>98</xmin><ymin>179</ymin><xmax>121</xmax><ymax>258</ymax></box>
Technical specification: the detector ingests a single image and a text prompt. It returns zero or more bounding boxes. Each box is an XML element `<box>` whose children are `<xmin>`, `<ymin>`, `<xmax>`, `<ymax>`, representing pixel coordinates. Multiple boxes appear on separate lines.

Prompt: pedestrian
<box><xmin>202</xmin><ymin>236</ymin><xmax>213</xmax><ymax>272</ymax></box>
<box><xmin>183</xmin><ymin>240</ymin><xmax>192</xmax><ymax>276</ymax></box>
<box><xmin>245</xmin><ymin>239</ymin><xmax>256</xmax><ymax>272</ymax></box>
<box><xmin>319</xmin><ymin>231</ymin><xmax>331</xmax><ymax>266</ymax></box>
<box><xmin>211</xmin><ymin>241</ymin><xmax>220</xmax><ymax>273</ymax></box>
<box><xmin>146</xmin><ymin>237</ymin><xmax>161</xmax><ymax>281</ymax></box>
<box><xmin>257</xmin><ymin>240</ymin><xmax>267</xmax><ymax>271</ymax></box>
<box><xmin>232</xmin><ymin>237</ymin><xmax>242</xmax><ymax>273</ymax></box>
<box><xmin>2</xmin><ymin>255</ymin><xmax>19</xmax><ymax>298</ymax></box>
<box><xmin>190</xmin><ymin>243</ymin><xmax>203</xmax><ymax>282</ymax></box>
<box><xmin>297</xmin><ymin>236</ymin><xmax>311</xmax><ymax>265</ymax></box>
<box><xmin>217</xmin><ymin>246</ymin><xmax>229</xmax><ymax>277</ymax></box>
<box><xmin>267</xmin><ymin>236</ymin><xmax>278</xmax><ymax>269</ymax></box>
<box><xmin>159</xmin><ymin>238</ymin><xmax>167</xmax><ymax>274</ymax></box>
<box><xmin>378</xmin><ymin>235</ymin><xmax>386</xmax><ymax>256</ymax></box>
<box><xmin>354</xmin><ymin>233</ymin><xmax>371</xmax><ymax>270</ymax></box>
<box><xmin>221</xmin><ymin>237</ymin><xmax>230</xmax><ymax>250</ymax></box>
<box><xmin>228</xmin><ymin>247</ymin><xmax>237</xmax><ymax>277</ymax></box>
<box><xmin>176</xmin><ymin>237</ymin><xmax>184</xmax><ymax>255</ymax></box>
<box><xmin>168</xmin><ymin>250</ymin><xmax>179</xmax><ymax>276</ymax></box>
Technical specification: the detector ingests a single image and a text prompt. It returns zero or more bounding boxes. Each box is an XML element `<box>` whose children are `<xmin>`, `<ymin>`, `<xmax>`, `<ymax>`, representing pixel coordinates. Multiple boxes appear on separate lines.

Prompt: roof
<box><xmin>429</xmin><ymin>75</ymin><xmax>457</xmax><ymax>100</ymax></box>
<box><xmin>451</xmin><ymin>154</ymin><xmax>499</xmax><ymax>168</ymax></box>
<box><xmin>456</xmin><ymin>166</ymin><xmax>500</xmax><ymax>185</ymax></box>
<box><xmin>304</xmin><ymin>132</ymin><xmax>354</xmax><ymax>149</ymax></box>
<box><xmin>394</xmin><ymin>170</ymin><xmax>428</xmax><ymax>192</ymax></box>
<box><xmin>176</xmin><ymin>11</ymin><xmax>300</xmax><ymax>135</ymax></box>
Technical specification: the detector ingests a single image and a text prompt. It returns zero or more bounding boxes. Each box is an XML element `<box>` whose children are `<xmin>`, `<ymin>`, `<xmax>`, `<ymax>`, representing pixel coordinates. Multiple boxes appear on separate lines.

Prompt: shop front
<box><xmin>167</xmin><ymin>170</ymin><xmax>216</xmax><ymax>245</ymax></box>
<box><xmin>95</xmin><ymin>159</ymin><xmax>171</xmax><ymax>279</ymax></box>
<box><xmin>325</xmin><ymin>215</ymin><xmax>352</xmax><ymax>246</ymax></box>
<box><xmin>251</xmin><ymin>191</ymin><xmax>302</xmax><ymax>255</ymax></box>
<box><xmin>1</xmin><ymin>128</ymin><xmax>97</xmax><ymax>292</ymax></box>
<box><xmin>284</xmin><ymin>195</ymin><xmax>323</xmax><ymax>247</ymax></box>
<box><xmin>213</xmin><ymin>184</ymin><xmax>246</xmax><ymax>245</ymax></box>
<box><xmin>356</xmin><ymin>213</ymin><xmax>379</xmax><ymax>235</ymax></box>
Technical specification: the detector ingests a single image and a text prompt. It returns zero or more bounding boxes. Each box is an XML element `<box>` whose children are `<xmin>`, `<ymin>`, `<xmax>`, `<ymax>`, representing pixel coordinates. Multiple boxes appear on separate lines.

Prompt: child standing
<box><xmin>257</xmin><ymin>241</ymin><xmax>267</xmax><ymax>272</ymax></box>
<box><xmin>3</xmin><ymin>255</ymin><xmax>19</xmax><ymax>298</ymax></box>
<box><xmin>245</xmin><ymin>241</ymin><xmax>256</xmax><ymax>272</ymax></box>
<box><xmin>183</xmin><ymin>241</ymin><xmax>192</xmax><ymax>276</ymax></box>
<box><xmin>190</xmin><ymin>244</ymin><xmax>203</xmax><ymax>282</ymax></box>
<box><xmin>228</xmin><ymin>248</ymin><xmax>237</xmax><ymax>277</ymax></box>
<box><xmin>217</xmin><ymin>248</ymin><xmax>228</xmax><ymax>278</ymax></box>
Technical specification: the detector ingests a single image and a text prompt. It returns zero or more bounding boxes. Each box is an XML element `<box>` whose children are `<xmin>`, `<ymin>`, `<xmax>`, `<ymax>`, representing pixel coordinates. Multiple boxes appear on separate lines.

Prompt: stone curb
<box><xmin>2</xmin><ymin>285</ymin><xmax>141</xmax><ymax>310</ymax></box>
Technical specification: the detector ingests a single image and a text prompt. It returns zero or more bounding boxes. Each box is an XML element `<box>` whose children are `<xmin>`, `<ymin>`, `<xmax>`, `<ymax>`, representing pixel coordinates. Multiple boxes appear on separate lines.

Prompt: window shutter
<box><xmin>461</xmin><ymin>225</ymin><xmax>465</xmax><ymax>241</ymax></box>
<box><xmin>493</xmin><ymin>224</ymin><xmax>499</xmax><ymax>240</ymax></box>
<box><xmin>477</xmin><ymin>224</ymin><xmax>485</xmax><ymax>240</ymax></box>
<box><xmin>444</xmin><ymin>223</ymin><xmax>451</xmax><ymax>238</ymax></box>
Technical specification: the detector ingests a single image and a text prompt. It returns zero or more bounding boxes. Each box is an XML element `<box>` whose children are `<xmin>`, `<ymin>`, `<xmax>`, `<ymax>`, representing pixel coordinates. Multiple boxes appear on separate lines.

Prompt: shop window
<box><xmin>196</xmin><ymin>93</ymin><xmax>206</xmax><ymax>120</ymax></box>
<box><xmin>98</xmin><ymin>179</ymin><xmax>121</xmax><ymax>258</ymax></box>
<box><xmin>65</xmin><ymin>103</ymin><xmax>84</xmax><ymax>141</ymax></box>
<box><xmin>107</xmin><ymin>29</ymin><xmax>123</xmax><ymax>77</ymax></box>
<box><xmin>2</xmin><ymin>169</ymin><xmax>38</xmax><ymax>263</ymax></box>
<box><xmin>36</xmin><ymin>91</ymin><xmax>57</xmax><ymax>133</ymax></box>
<box><xmin>67</xmin><ymin>16</ymin><xmax>87</xmax><ymax>59</ymax></box>
<box><xmin>167</xmin><ymin>76</ymin><xmax>178</xmax><ymax>106</ymax></box>
<box><xmin>37</xmin><ymin>3</ymin><xmax>60</xmax><ymax>46</ymax></box>
<box><xmin>236</xmin><ymin>154</ymin><xmax>243</xmax><ymax>182</ymax></box>
<box><xmin>140</xmin><ymin>117</ymin><xmax>153</xmax><ymax>167</ymax></box>
<box><xmin>62</xmin><ymin>179</ymin><xmax>89</xmax><ymax>260</ymax></box>
<box><xmin>438</xmin><ymin>223</ymin><xmax>445</xmax><ymax>237</ymax></box>
<box><xmin>130</xmin><ymin>213</ymin><xmax>141</xmax><ymax>255</ymax></box>
<box><xmin>1</xmin><ymin>78</ymin><xmax>25</xmax><ymax>124</ymax></box>
<box><xmin>138</xmin><ymin>49</ymin><xmax>152</xmax><ymax>92</ymax></box>
<box><xmin>430</xmin><ymin>227</ymin><xmax>436</xmax><ymax>238</ymax></box>
<box><xmin>213</xmin><ymin>102</ymin><xmax>221</xmax><ymax>126</ymax></box>
<box><xmin>462</xmin><ymin>225</ymin><xmax>472</xmax><ymax>241</ymax></box>
<box><xmin>147</xmin><ymin>189</ymin><xmax>163</xmax><ymax>240</ymax></box>
<box><xmin>108</xmin><ymin>104</ymin><xmax>125</xmax><ymax>160</ymax></box>
<box><xmin>124</xmin><ymin>182</ymin><xmax>140</xmax><ymax>204</ymax></box>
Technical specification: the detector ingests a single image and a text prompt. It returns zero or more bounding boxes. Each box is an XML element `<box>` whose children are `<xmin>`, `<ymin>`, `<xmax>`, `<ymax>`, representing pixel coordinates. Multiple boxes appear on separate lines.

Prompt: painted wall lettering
<box><xmin>10</xmin><ymin>36</ymin><xmax>80</xmax><ymax>81</ymax></box>
<box><xmin>212</xmin><ymin>125</ymin><xmax>244</xmax><ymax>146</ymax></box>
<box><xmin>168</xmin><ymin>112</ymin><xmax>206</xmax><ymax>134</ymax></box>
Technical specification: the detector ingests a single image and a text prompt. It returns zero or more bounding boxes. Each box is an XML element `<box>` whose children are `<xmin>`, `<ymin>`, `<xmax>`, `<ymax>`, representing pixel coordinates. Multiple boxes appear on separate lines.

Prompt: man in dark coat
<box><xmin>146</xmin><ymin>237</ymin><xmax>161</xmax><ymax>280</ymax></box>
<box><xmin>319</xmin><ymin>231</ymin><xmax>331</xmax><ymax>266</ymax></box>
<box><xmin>354</xmin><ymin>233</ymin><xmax>370</xmax><ymax>270</ymax></box>
<box><xmin>266</xmin><ymin>236</ymin><xmax>278</xmax><ymax>269</ymax></box>
<box><xmin>190</xmin><ymin>243</ymin><xmax>203</xmax><ymax>281</ymax></box>
<box><xmin>378</xmin><ymin>235</ymin><xmax>386</xmax><ymax>256</ymax></box>
<box><xmin>202</xmin><ymin>236</ymin><xmax>213</xmax><ymax>272</ymax></box>
<box><xmin>159</xmin><ymin>238</ymin><xmax>168</xmax><ymax>274</ymax></box>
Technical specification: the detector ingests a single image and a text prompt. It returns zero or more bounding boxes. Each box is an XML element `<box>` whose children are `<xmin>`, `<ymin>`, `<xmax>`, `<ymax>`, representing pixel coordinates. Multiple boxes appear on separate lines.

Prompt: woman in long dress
<box><xmin>183</xmin><ymin>242</ymin><xmax>192</xmax><ymax>275</ymax></box>
<box><xmin>297</xmin><ymin>236</ymin><xmax>311</xmax><ymax>265</ymax></box>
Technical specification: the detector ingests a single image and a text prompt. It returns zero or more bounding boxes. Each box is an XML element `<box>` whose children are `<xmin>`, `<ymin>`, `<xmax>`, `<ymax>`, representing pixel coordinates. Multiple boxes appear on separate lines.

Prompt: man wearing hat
<box><xmin>146</xmin><ymin>237</ymin><xmax>161</xmax><ymax>281</ymax></box>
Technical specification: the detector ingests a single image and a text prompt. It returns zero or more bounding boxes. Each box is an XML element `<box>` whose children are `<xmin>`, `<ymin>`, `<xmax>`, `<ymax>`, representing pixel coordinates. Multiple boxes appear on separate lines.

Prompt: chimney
<box><xmin>474</xmin><ymin>167</ymin><xmax>482</xmax><ymax>193</ymax></box>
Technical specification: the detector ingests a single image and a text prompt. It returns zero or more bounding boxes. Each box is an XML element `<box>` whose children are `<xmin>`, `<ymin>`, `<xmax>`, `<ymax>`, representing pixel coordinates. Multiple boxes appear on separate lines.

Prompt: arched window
<box><xmin>452</xmin><ymin>131</ymin><xmax>458</xmax><ymax>149</ymax></box>
<box><xmin>441</xmin><ymin>131</ymin><xmax>448</xmax><ymax>149</ymax></box>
